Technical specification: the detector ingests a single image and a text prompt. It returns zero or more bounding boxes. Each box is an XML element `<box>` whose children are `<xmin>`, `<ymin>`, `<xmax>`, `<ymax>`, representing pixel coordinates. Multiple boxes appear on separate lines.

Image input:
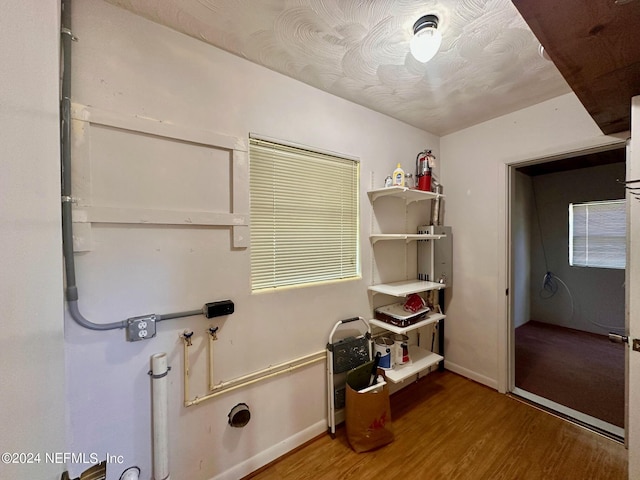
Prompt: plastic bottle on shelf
<box><xmin>392</xmin><ymin>163</ymin><xmax>405</xmax><ymax>187</ymax></box>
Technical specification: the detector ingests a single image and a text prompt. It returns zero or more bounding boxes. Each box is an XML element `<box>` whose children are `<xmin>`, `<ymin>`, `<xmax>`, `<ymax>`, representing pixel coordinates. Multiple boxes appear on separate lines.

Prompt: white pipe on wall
<box><xmin>207</xmin><ymin>332</ymin><xmax>324</xmax><ymax>393</ymax></box>
<box><xmin>151</xmin><ymin>353</ymin><xmax>170</xmax><ymax>480</ymax></box>
<box><xmin>183</xmin><ymin>333</ymin><xmax>325</xmax><ymax>407</ymax></box>
<box><xmin>119</xmin><ymin>466</ymin><xmax>141</xmax><ymax>480</ymax></box>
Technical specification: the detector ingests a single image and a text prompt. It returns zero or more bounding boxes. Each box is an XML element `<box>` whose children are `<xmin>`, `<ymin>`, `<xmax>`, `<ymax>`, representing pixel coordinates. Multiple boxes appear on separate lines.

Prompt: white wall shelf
<box><xmin>383</xmin><ymin>347</ymin><xmax>443</xmax><ymax>383</ymax></box>
<box><xmin>368</xmin><ymin>279</ymin><xmax>445</xmax><ymax>297</ymax></box>
<box><xmin>369</xmin><ymin>312</ymin><xmax>445</xmax><ymax>335</ymax></box>
<box><xmin>367</xmin><ymin>186</ymin><xmax>443</xmax><ymax>204</ymax></box>
<box><xmin>370</xmin><ymin>233</ymin><xmax>445</xmax><ymax>244</ymax></box>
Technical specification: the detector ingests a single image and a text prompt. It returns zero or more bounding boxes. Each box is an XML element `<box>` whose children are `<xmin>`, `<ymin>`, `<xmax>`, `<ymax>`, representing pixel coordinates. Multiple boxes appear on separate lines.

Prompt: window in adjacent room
<box><xmin>569</xmin><ymin>200</ymin><xmax>626</xmax><ymax>269</ymax></box>
<box><xmin>249</xmin><ymin>136</ymin><xmax>360</xmax><ymax>291</ymax></box>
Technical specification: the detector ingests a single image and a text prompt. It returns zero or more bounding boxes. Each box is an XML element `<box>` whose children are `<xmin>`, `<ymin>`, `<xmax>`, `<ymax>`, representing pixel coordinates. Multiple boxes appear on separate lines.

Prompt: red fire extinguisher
<box><xmin>416</xmin><ymin>150</ymin><xmax>434</xmax><ymax>191</ymax></box>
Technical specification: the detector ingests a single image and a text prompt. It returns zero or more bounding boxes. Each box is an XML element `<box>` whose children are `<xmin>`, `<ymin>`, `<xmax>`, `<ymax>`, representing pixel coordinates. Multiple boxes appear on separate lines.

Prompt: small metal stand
<box><xmin>326</xmin><ymin>317</ymin><xmax>372</xmax><ymax>438</ymax></box>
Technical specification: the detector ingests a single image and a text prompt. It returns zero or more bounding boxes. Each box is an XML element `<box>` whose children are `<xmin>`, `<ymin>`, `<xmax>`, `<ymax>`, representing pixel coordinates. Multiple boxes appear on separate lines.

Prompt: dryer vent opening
<box><xmin>228</xmin><ymin>403</ymin><xmax>251</xmax><ymax>427</ymax></box>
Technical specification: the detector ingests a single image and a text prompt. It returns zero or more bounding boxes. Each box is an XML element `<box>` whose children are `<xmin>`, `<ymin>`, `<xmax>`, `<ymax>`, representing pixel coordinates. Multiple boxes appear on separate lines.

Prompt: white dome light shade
<box><xmin>410</xmin><ymin>15</ymin><xmax>442</xmax><ymax>63</ymax></box>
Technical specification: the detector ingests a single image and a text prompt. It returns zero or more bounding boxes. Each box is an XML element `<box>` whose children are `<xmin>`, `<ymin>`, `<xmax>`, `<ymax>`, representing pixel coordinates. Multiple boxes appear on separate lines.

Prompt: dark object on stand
<box><xmin>369</xmin><ymin>352</ymin><xmax>381</xmax><ymax>386</ymax></box>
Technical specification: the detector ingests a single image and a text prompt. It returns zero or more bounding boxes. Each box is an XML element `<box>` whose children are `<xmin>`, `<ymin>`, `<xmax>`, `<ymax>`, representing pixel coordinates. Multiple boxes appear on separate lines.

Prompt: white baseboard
<box><xmin>444</xmin><ymin>360</ymin><xmax>498</xmax><ymax>390</ymax></box>
<box><xmin>210</xmin><ymin>419</ymin><xmax>327</xmax><ymax>480</ymax></box>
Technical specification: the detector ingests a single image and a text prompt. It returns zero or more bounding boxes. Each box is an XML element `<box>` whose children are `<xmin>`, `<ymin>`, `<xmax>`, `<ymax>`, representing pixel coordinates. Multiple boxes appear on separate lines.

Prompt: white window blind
<box><xmin>569</xmin><ymin>200</ymin><xmax>626</xmax><ymax>269</ymax></box>
<box><xmin>249</xmin><ymin>137</ymin><xmax>360</xmax><ymax>291</ymax></box>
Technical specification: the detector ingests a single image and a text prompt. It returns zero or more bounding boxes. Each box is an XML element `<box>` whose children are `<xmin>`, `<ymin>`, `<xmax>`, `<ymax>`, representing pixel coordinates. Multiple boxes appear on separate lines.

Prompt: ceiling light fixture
<box><xmin>410</xmin><ymin>14</ymin><xmax>442</xmax><ymax>63</ymax></box>
<box><xmin>538</xmin><ymin>44</ymin><xmax>551</xmax><ymax>61</ymax></box>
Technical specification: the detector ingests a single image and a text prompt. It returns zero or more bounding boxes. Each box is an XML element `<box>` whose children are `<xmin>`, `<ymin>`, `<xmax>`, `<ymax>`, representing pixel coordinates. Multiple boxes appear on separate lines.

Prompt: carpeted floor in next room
<box><xmin>515</xmin><ymin>320</ymin><xmax>625</xmax><ymax>428</ymax></box>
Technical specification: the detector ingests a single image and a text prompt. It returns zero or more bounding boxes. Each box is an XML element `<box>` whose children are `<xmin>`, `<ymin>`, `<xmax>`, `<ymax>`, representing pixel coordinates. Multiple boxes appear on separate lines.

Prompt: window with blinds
<box><xmin>569</xmin><ymin>200</ymin><xmax>626</xmax><ymax>269</ymax></box>
<box><xmin>249</xmin><ymin>137</ymin><xmax>360</xmax><ymax>291</ymax></box>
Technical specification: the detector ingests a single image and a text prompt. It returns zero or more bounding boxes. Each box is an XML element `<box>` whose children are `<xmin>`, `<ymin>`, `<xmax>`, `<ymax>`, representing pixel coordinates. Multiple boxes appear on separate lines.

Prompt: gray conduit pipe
<box><xmin>60</xmin><ymin>0</ymin><xmax>202</xmax><ymax>331</ymax></box>
<box><xmin>60</xmin><ymin>0</ymin><xmax>125</xmax><ymax>331</ymax></box>
<box><xmin>60</xmin><ymin>0</ymin><xmax>124</xmax><ymax>330</ymax></box>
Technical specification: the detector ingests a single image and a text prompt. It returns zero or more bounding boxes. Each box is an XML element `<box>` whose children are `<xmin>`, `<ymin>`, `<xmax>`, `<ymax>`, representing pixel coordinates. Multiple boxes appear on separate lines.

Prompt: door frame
<box><xmin>628</xmin><ymin>96</ymin><xmax>640</xmax><ymax>475</ymax></box>
<box><xmin>497</xmin><ymin>135</ymin><xmax>629</xmax><ymax>421</ymax></box>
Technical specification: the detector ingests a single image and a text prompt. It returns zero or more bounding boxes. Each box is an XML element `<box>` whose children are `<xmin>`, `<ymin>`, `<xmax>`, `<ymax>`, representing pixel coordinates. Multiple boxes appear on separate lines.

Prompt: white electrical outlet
<box><xmin>126</xmin><ymin>314</ymin><xmax>157</xmax><ymax>342</ymax></box>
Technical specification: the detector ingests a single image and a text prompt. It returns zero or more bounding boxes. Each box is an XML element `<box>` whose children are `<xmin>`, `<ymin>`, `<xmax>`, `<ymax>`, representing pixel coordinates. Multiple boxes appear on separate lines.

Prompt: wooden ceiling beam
<box><xmin>512</xmin><ymin>0</ymin><xmax>640</xmax><ymax>134</ymax></box>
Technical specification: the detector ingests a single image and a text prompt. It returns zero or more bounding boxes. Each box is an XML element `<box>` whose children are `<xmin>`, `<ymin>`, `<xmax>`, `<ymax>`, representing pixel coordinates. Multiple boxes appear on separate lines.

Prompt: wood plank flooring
<box><xmin>246</xmin><ymin>371</ymin><xmax>627</xmax><ymax>480</ymax></box>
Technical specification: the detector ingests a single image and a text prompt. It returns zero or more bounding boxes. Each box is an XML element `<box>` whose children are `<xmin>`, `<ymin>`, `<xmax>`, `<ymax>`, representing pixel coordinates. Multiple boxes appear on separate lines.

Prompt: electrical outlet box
<box><xmin>126</xmin><ymin>314</ymin><xmax>157</xmax><ymax>342</ymax></box>
<box><xmin>204</xmin><ymin>300</ymin><xmax>234</xmax><ymax>318</ymax></box>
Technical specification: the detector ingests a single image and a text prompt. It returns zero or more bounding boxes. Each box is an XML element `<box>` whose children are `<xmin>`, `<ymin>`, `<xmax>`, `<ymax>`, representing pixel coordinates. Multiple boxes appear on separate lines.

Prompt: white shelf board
<box><xmin>384</xmin><ymin>346</ymin><xmax>443</xmax><ymax>383</ymax></box>
<box><xmin>368</xmin><ymin>279</ymin><xmax>445</xmax><ymax>297</ymax></box>
<box><xmin>367</xmin><ymin>186</ymin><xmax>443</xmax><ymax>203</ymax></box>
<box><xmin>370</xmin><ymin>233</ymin><xmax>445</xmax><ymax>244</ymax></box>
<box><xmin>369</xmin><ymin>313</ymin><xmax>445</xmax><ymax>335</ymax></box>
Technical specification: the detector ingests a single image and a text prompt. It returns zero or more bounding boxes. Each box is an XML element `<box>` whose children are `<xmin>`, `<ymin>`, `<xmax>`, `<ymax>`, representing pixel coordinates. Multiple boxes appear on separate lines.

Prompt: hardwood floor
<box><xmin>246</xmin><ymin>371</ymin><xmax>627</xmax><ymax>480</ymax></box>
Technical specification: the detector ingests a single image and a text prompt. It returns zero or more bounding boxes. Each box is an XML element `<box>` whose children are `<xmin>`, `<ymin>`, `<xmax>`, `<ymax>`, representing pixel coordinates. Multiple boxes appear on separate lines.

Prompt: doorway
<box><xmin>509</xmin><ymin>145</ymin><xmax>627</xmax><ymax>439</ymax></box>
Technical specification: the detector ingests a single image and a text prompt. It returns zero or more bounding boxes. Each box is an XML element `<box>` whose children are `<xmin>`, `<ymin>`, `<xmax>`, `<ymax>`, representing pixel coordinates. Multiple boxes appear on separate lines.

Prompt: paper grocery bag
<box><xmin>345</xmin><ymin>366</ymin><xmax>394</xmax><ymax>452</ymax></box>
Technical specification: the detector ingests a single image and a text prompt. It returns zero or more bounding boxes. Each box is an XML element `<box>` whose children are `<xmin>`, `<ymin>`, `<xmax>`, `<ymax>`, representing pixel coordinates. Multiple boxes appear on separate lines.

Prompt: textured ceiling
<box><xmin>103</xmin><ymin>0</ymin><xmax>572</xmax><ymax>136</ymax></box>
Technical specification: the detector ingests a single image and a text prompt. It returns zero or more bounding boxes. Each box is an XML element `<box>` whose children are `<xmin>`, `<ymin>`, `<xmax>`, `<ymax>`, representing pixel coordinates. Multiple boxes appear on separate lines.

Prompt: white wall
<box><xmin>528</xmin><ymin>163</ymin><xmax>626</xmax><ymax>335</ymax></box>
<box><xmin>7</xmin><ymin>2</ymin><xmax>634</xmax><ymax>479</ymax></box>
<box><xmin>65</xmin><ymin>1</ymin><xmax>439</xmax><ymax>479</ymax></box>
<box><xmin>0</xmin><ymin>1</ymin><xmax>66</xmax><ymax>480</ymax></box>
<box><xmin>512</xmin><ymin>172</ymin><xmax>533</xmax><ymax>329</ymax></box>
<box><xmin>440</xmin><ymin>93</ymin><xmax>625</xmax><ymax>390</ymax></box>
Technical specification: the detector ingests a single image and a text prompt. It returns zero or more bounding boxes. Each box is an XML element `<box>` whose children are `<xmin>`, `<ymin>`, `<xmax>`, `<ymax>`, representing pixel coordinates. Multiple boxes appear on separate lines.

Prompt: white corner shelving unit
<box><xmin>367</xmin><ymin>184</ymin><xmax>447</xmax><ymax>383</ymax></box>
